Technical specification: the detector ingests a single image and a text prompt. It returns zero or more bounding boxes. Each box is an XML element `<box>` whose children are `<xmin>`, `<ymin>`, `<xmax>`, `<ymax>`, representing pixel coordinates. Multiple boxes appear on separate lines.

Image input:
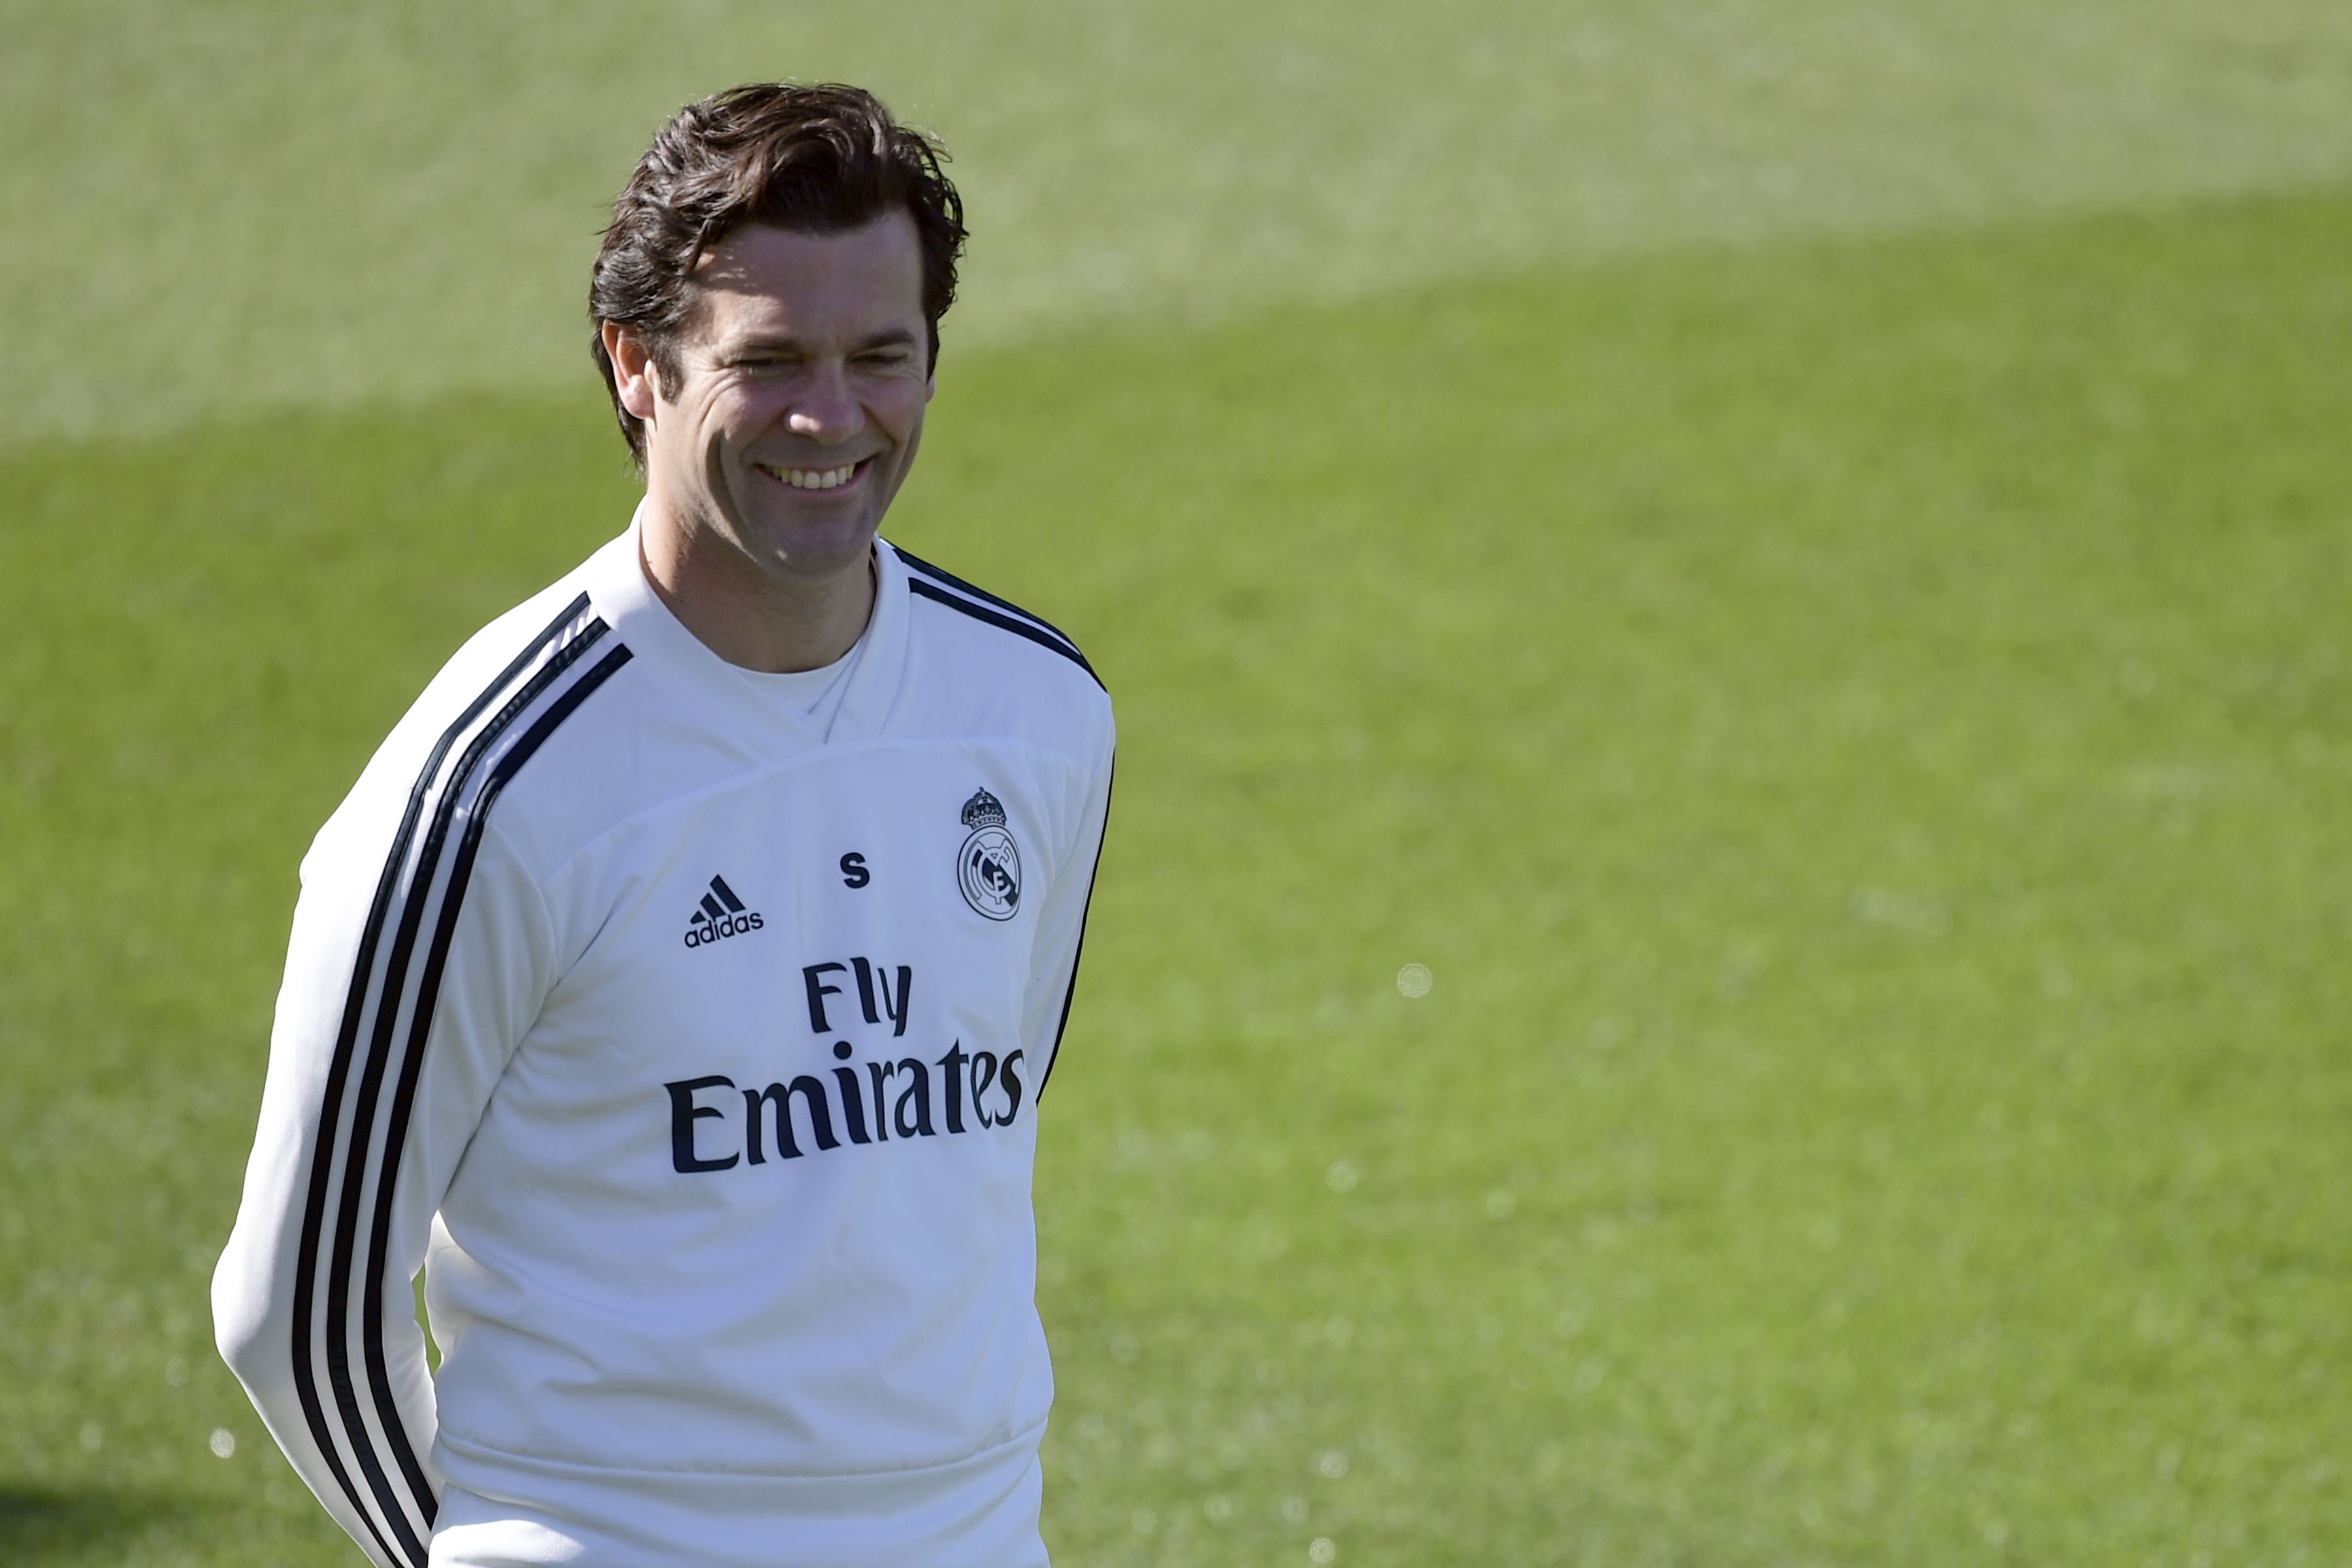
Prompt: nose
<box><xmin>785</xmin><ymin>360</ymin><xmax>860</xmax><ymax>444</ymax></box>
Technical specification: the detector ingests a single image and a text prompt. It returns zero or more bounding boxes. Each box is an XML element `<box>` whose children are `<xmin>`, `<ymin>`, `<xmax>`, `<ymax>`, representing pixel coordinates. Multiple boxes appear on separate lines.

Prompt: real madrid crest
<box><xmin>956</xmin><ymin>787</ymin><xmax>1021</xmax><ymax>921</ymax></box>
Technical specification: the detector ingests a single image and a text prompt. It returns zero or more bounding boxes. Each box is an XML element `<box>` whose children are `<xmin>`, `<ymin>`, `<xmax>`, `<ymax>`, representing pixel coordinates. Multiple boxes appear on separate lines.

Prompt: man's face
<box><xmin>621</xmin><ymin>213</ymin><xmax>934</xmax><ymax>588</ymax></box>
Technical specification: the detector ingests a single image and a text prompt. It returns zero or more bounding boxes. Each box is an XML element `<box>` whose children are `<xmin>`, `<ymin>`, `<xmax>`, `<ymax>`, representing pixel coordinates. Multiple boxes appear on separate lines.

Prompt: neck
<box><xmin>637</xmin><ymin>506</ymin><xmax>877</xmax><ymax>674</ymax></box>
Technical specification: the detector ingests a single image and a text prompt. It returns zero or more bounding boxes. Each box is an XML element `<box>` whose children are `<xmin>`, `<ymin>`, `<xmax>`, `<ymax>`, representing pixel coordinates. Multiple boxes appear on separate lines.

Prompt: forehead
<box><xmin>687</xmin><ymin>213</ymin><xmax>925</xmax><ymax>346</ymax></box>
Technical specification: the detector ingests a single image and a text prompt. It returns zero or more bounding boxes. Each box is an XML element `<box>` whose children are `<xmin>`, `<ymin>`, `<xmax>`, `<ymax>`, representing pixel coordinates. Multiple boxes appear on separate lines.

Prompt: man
<box><xmin>214</xmin><ymin>84</ymin><xmax>1113</xmax><ymax>1568</ymax></box>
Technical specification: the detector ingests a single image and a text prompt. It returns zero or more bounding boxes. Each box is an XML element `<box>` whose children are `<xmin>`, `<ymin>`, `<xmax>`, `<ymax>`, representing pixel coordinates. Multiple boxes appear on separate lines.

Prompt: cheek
<box><xmin>702</xmin><ymin>431</ymin><xmax>743</xmax><ymax>514</ymax></box>
<box><xmin>710</xmin><ymin>385</ymin><xmax>771</xmax><ymax>432</ymax></box>
<box><xmin>875</xmin><ymin>385</ymin><xmax>931</xmax><ymax>442</ymax></box>
<box><xmin>695</xmin><ymin>393</ymin><xmax>766</xmax><ymax>470</ymax></box>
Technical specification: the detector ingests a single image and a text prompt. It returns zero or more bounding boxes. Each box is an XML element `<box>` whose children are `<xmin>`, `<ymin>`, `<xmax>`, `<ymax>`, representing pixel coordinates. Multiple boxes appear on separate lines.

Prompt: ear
<box><xmin>602</xmin><ymin>322</ymin><xmax>662</xmax><ymax>423</ymax></box>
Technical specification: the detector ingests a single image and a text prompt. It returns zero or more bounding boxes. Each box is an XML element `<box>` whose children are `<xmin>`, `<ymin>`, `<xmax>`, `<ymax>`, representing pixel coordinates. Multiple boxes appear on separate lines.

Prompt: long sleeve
<box><xmin>214</xmin><ymin>745</ymin><xmax>559</xmax><ymax>1568</ymax></box>
<box><xmin>1023</xmin><ymin>719</ymin><xmax>1114</xmax><ymax>1103</ymax></box>
<box><xmin>208</xmin><ymin>537</ymin><xmax>1104</xmax><ymax>1564</ymax></box>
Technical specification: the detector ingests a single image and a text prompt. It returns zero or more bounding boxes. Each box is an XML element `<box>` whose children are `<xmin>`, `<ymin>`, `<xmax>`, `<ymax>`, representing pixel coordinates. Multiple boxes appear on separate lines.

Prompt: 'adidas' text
<box><xmin>685</xmin><ymin>875</ymin><xmax>764</xmax><ymax>949</ymax></box>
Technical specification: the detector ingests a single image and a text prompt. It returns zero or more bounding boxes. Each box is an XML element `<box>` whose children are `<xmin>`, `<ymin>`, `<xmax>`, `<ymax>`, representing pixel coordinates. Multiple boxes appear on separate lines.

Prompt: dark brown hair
<box><xmin>589</xmin><ymin>82</ymin><xmax>968</xmax><ymax>466</ymax></box>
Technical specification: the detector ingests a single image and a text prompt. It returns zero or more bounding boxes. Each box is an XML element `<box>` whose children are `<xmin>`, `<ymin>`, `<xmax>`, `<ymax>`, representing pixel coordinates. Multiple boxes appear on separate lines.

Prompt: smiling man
<box><xmin>214</xmin><ymin>85</ymin><xmax>1114</xmax><ymax>1568</ymax></box>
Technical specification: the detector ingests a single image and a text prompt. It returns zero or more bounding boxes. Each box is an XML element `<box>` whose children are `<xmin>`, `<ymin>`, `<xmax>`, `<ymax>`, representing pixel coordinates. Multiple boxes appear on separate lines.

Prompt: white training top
<box><xmin>212</xmin><ymin>519</ymin><xmax>1115</xmax><ymax>1568</ymax></box>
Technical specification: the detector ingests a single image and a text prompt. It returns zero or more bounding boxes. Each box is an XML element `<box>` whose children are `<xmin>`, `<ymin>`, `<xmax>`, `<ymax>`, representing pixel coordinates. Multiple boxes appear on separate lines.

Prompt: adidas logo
<box><xmin>683</xmin><ymin>875</ymin><xmax>764</xmax><ymax>949</ymax></box>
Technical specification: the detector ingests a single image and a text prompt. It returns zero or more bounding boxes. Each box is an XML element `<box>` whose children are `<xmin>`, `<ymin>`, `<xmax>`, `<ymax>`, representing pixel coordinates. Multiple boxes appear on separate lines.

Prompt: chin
<box><xmin>749</xmin><ymin>515</ymin><xmax>880</xmax><ymax>579</ymax></box>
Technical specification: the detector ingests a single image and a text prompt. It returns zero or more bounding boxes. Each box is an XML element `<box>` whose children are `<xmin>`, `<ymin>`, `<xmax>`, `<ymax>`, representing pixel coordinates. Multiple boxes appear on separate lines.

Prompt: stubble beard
<box><xmin>701</xmin><ymin>431</ymin><xmax>881</xmax><ymax>591</ymax></box>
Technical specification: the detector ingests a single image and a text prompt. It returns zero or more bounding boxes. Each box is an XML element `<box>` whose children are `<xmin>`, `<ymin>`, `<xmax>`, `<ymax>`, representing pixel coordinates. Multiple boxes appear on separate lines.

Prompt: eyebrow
<box><xmin>722</xmin><ymin>327</ymin><xmax>921</xmax><ymax>359</ymax></box>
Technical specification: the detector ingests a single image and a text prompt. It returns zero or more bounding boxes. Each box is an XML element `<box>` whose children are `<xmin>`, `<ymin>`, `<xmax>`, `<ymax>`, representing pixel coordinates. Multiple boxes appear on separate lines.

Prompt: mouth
<box><xmin>754</xmin><ymin>457</ymin><xmax>872</xmax><ymax>493</ymax></box>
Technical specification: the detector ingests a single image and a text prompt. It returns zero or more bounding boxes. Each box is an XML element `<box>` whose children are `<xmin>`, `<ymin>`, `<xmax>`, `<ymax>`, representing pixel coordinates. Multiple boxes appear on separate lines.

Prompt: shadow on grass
<box><xmin>0</xmin><ymin>1485</ymin><xmax>231</xmax><ymax>1560</ymax></box>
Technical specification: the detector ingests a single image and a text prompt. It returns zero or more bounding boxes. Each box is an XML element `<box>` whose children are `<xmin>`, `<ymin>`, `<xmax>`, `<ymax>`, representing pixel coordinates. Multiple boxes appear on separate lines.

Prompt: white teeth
<box><xmin>766</xmin><ymin>463</ymin><xmax>857</xmax><ymax>490</ymax></box>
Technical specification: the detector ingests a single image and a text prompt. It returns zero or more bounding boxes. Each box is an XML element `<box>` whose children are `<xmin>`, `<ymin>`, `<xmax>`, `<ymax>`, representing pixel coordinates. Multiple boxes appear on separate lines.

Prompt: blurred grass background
<box><xmin>3</xmin><ymin>3</ymin><xmax>2349</xmax><ymax>1565</ymax></box>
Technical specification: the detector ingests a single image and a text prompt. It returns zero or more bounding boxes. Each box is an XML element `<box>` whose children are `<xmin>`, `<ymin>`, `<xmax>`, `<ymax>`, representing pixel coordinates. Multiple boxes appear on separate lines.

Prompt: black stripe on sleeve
<box><xmin>355</xmin><ymin>642</ymin><xmax>632</xmax><ymax>1515</ymax></box>
<box><xmin>1035</xmin><ymin>760</ymin><xmax>1113</xmax><ymax>1103</ymax></box>
<box><xmin>287</xmin><ymin>593</ymin><xmax>600</xmax><ymax>1566</ymax></box>
<box><xmin>325</xmin><ymin>621</ymin><xmax>615</xmax><ymax>1541</ymax></box>
<box><xmin>890</xmin><ymin>544</ymin><xmax>1088</xmax><ymax>659</ymax></box>
<box><xmin>907</xmin><ymin>579</ymin><xmax>1103</xmax><ymax>689</ymax></box>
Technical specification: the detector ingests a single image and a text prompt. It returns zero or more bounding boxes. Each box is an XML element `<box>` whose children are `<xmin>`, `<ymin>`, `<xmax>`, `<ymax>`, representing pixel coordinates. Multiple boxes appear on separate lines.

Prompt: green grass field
<box><xmin>5</xmin><ymin>6</ymin><xmax>2351</xmax><ymax>1566</ymax></box>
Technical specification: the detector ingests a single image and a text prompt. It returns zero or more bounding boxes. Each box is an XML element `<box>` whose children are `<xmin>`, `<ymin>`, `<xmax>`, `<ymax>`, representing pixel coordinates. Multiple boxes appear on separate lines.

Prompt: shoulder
<box><xmin>886</xmin><ymin>540</ymin><xmax>1113</xmax><ymax>759</ymax></box>
<box><xmin>890</xmin><ymin>541</ymin><xmax>1103</xmax><ymax>691</ymax></box>
<box><xmin>304</xmin><ymin>560</ymin><xmax>636</xmax><ymax>886</ymax></box>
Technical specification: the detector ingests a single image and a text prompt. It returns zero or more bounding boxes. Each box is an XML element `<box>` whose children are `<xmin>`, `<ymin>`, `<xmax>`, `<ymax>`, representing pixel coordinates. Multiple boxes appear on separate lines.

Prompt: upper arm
<box><xmin>212</xmin><ymin>766</ymin><xmax>559</xmax><ymax>1568</ymax></box>
<box><xmin>1022</xmin><ymin>706</ymin><xmax>1115</xmax><ymax>1098</ymax></box>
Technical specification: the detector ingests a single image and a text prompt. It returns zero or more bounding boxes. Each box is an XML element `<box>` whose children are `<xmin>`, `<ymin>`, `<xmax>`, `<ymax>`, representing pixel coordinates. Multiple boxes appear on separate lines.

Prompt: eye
<box><xmin>718</xmin><ymin>346</ymin><xmax>799</xmax><ymax>374</ymax></box>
